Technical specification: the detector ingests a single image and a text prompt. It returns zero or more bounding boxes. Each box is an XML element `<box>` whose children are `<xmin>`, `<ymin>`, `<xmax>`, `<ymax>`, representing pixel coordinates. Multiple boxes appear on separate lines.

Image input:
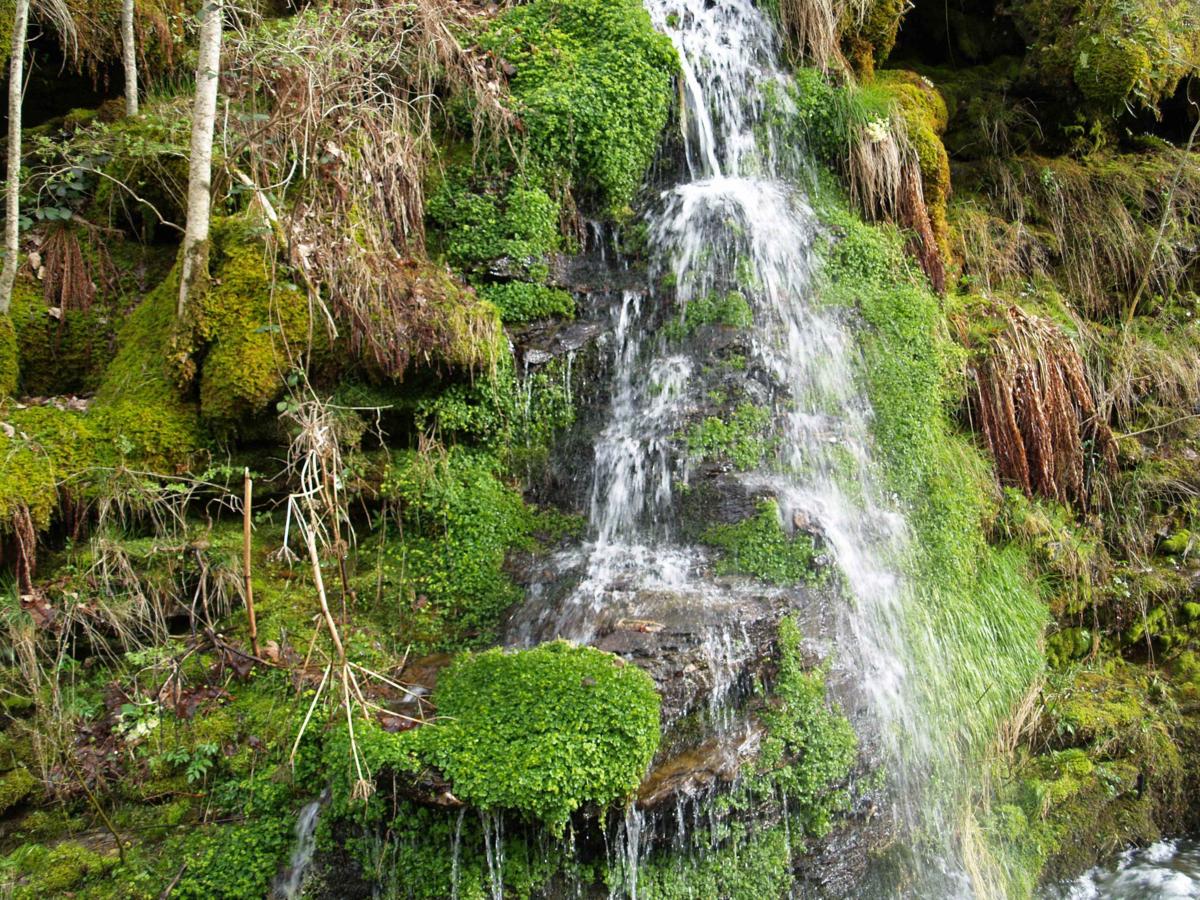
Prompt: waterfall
<box><xmin>274</xmin><ymin>792</ymin><xmax>327</xmax><ymax>899</ymax></box>
<box><xmin>507</xmin><ymin>0</ymin><xmax>1016</xmax><ymax>894</ymax></box>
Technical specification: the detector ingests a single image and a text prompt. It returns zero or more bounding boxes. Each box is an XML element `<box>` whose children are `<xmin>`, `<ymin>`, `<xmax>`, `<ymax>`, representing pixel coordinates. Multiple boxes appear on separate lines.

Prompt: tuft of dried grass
<box><xmin>966</xmin><ymin>150</ymin><xmax>1200</xmax><ymax>320</ymax></box>
<box><xmin>970</xmin><ymin>305</ymin><xmax>1117</xmax><ymax>509</ymax></box>
<box><xmin>224</xmin><ymin>1</ymin><xmax>513</xmax><ymax>379</ymax></box>
<box><xmin>775</xmin><ymin>0</ymin><xmax>871</xmax><ymax>72</ymax></box>
<box><xmin>847</xmin><ymin>114</ymin><xmax>945</xmax><ymax>290</ymax></box>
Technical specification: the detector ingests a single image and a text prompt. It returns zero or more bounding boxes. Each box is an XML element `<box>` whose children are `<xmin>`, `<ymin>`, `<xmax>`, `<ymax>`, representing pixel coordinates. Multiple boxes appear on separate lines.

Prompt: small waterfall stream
<box><xmin>508</xmin><ymin>0</ymin><xmax>1000</xmax><ymax>895</ymax></box>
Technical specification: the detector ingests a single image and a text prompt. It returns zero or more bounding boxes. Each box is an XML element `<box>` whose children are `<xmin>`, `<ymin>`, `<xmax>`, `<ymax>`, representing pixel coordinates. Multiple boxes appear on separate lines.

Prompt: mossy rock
<box><xmin>7</xmin><ymin>841</ymin><xmax>118</xmax><ymax>899</ymax></box>
<box><xmin>0</xmin><ymin>765</ymin><xmax>35</xmax><ymax>814</ymax></box>
<box><xmin>0</xmin><ymin>313</ymin><xmax>16</xmax><ymax>398</ymax></box>
<box><xmin>840</xmin><ymin>0</ymin><xmax>906</xmax><ymax>77</ymax></box>
<box><xmin>196</xmin><ymin>217</ymin><xmax>312</xmax><ymax>423</ymax></box>
<box><xmin>1012</xmin><ymin>0</ymin><xmax>1200</xmax><ymax>114</ymax></box>
<box><xmin>0</xmin><ymin>403</ymin><xmax>107</xmax><ymax>530</ymax></box>
<box><xmin>874</xmin><ymin>70</ymin><xmax>952</xmax><ymax>259</ymax></box>
<box><xmin>91</xmin><ymin>266</ymin><xmax>204</xmax><ymax>472</ymax></box>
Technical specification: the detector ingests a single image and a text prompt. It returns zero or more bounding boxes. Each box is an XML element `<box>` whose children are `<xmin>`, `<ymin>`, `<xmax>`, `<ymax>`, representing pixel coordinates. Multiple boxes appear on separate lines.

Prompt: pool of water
<box><xmin>1047</xmin><ymin>837</ymin><xmax>1200</xmax><ymax>898</ymax></box>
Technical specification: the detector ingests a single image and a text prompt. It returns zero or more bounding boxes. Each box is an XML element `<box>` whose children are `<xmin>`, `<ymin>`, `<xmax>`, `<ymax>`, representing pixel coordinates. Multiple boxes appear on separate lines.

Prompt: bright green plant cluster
<box><xmin>427</xmin><ymin>175</ymin><xmax>562</xmax><ymax>274</ymax></box>
<box><xmin>666</xmin><ymin>291</ymin><xmax>754</xmax><ymax>339</ymax></box>
<box><xmin>479</xmin><ymin>281</ymin><xmax>576</xmax><ymax>323</ymax></box>
<box><xmin>413</xmin><ymin>354</ymin><xmax>575</xmax><ymax>465</ymax></box>
<box><xmin>634</xmin><ymin>823</ymin><xmax>794</xmax><ymax>900</ymax></box>
<box><xmin>700</xmin><ymin>499</ymin><xmax>820</xmax><ymax>584</ymax></box>
<box><xmin>683</xmin><ymin>403</ymin><xmax>773</xmax><ymax>469</ymax></box>
<box><xmin>173</xmin><ymin>776</ymin><xmax>299</xmax><ymax>899</ymax></box>
<box><xmin>754</xmin><ymin>617</ymin><xmax>857</xmax><ymax>836</ymax></box>
<box><xmin>352</xmin><ymin>642</ymin><xmax>661</xmax><ymax>829</ymax></box>
<box><xmin>483</xmin><ymin>0</ymin><xmax>678</xmax><ymax>216</ymax></box>
<box><xmin>354</xmin><ymin>801</ymin><xmax>578</xmax><ymax>899</ymax></box>
<box><xmin>377</xmin><ymin>446</ymin><xmax>536</xmax><ymax>648</ymax></box>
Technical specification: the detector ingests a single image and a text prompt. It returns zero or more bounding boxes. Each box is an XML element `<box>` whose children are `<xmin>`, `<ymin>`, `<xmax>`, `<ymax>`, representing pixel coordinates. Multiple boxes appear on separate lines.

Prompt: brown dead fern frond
<box><xmin>39</xmin><ymin>225</ymin><xmax>96</xmax><ymax>312</ymax></box>
<box><xmin>970</xmin><ymin>306</ymin><xmax>1117</xmax><ymax>509</ymax></box>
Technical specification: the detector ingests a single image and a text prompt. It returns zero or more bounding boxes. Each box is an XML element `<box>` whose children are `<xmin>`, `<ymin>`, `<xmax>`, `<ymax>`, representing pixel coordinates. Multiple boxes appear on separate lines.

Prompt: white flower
<box><xmin>864</xmin><ymin>117</ymin><xmax>890</xmax><ymax>143</ymax></box>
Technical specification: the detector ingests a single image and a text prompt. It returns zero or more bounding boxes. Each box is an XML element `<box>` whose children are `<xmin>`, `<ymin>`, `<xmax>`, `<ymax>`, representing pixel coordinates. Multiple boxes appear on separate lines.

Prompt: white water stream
<box><xmin>510</xmin><ymin>0</ymin><xmax>984</xmax><ymax>894</ymax></box>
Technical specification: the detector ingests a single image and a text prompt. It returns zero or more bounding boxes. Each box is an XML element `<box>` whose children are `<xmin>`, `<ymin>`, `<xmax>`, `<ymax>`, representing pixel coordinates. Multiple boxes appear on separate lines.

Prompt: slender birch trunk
<box><xmin>0</xmin><ymin>0</ymin><xmax>31</xmax><ymax>314</ymax></box>
<box><xmin>120</xmin><ymin>0</ymin><xmax>138</xmax><ymax>116</ymax></box>
<box><xmin>178</xmin><ymin>0</ymin><xmax>222</xmax><ymax>317</ymax></box>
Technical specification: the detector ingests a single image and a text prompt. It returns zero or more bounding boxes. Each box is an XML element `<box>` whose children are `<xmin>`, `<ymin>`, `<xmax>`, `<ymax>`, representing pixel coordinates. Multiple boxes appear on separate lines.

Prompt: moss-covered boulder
<box><xmin>1012</xmin><ymin>0</ymin><xmax>1200</xmax><ymax>113</ymax></box>
<box><xmin>0</xmin><ymin>313</ymin><xmax>17</xmax><ymax>398</ymax></box>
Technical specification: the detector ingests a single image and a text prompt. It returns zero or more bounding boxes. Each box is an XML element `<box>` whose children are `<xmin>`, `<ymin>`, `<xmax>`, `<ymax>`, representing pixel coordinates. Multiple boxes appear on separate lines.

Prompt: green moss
<box><xmin>7</xmin><ymin>842</ymin><xmax>118</xmax><ymax>898</ymax></box>
<box><xmin>0</xmin><ymin>765</ymin><xmax>35</xmax><ymax>814</ymax></box>
<box><xmin>92</xmin><ymin>267</ymin><xmax>204</xmax><ymax>472</ymax></box>
<box><xmin>0</xmin><ymin>313</ymin><xmax>16</xmax><ymax>398</ymax></box>
<box><xmin>985</xmin><ymin>660</ymin><xmax>1186</xmax><ymax>891</ymax></box>
<box><xmin>682</xmin><ymin>403</ymin><xmax>773</xmax><ymax>470</ymax></box>
<box><xmin>483</xmin><ymin>0</ymin><xmax>678</xmax><ymax>216</ymax></box>
<box><xmin>196</xmin><ymin>218</ymin><xmax>311</xmax><ymax>423</ymax></box>
<box><xmin>350</xmin><ymin>642</ymin><xmax>661</xmax><ymax>829</ymax></box>
<box><xmin>840</xmin><ymin>0</ymin><xmax>906</xmax><ymax>76</ymax></box>
<box><xmin>701</xmin><ymin>499</ymin><xmax>821</xmax><ymax>584</ymax></box>
<box><xmin>375</xmin><ymin>446</ymin><xmax>536</xmax><ymax>648</ymax></box>
<box><xmin>479</xmin><ymin>281</ymin><xmax>575</xmax><ymax>323</ymax></box>
<box><xmin>0</xmin><ymin>403</ymin><xmax>106</xmax><ymax>530</ymax></box>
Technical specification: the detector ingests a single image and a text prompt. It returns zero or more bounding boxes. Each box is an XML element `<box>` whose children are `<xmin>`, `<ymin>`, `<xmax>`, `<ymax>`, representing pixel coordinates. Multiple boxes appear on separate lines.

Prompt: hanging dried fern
<box><xmin>969</xmin><ymin>305</ymin><xmax>1116</xmax><ymax>508</ymax></box>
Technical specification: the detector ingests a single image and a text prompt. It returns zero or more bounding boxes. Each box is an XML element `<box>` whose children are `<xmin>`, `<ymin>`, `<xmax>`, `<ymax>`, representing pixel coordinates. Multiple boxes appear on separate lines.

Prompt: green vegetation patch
<box><xmin>701</xmin><ymin>499</ymin><xmax>820</xmax><ymax>584</ymax></box>
<box><xmin>682</xmin><ymin>403</ymin><xmax>773</xmax><ymax>470</ymax></box>
<box><xmin>376</xmin><ymin>446</ymin><xmax>538</xmax><ymax>649</ymax></box>
<box><xmin>819</xmin><ymin>199</ymin><xmax>1046</xmax><ymax>766</ymax></box>
<box><xmin>479</xmin><ymin>281</ymin><xmax>576</xmax><ymax>323</ymax></box>
<box><xmin>666</xmin><ymin>291</ymin><xmax>754</xmax><ymax>339</ymax></box>
<box><xmin>356</xmin><ymin>642</ymin><xmax>661</xmax><ymax>828</ymax></box>
<box><xmin>483</xmin><ymin>0</ymin><xmax>678</xmax><ymax>216</ymax></box>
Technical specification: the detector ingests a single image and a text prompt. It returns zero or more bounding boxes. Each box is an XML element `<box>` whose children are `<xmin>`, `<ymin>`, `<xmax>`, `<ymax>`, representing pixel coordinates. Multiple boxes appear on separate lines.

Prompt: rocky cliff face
<box><xmin>0</xmin><ymin>0</ymin><xmax>1196</xmax><ymax>897</ymax></box>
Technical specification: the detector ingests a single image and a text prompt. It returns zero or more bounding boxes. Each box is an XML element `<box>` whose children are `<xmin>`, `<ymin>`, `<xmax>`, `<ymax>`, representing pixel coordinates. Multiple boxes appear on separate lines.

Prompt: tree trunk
<box><xmin>178</xmin><ymin>0</ymin><xmax>222</xmax><ymax>317</ymax></box>
<box><xmin>121</xmin><ymin>0</ymin><xmax>138</xmax><ymax>116</ymax></box>
<box><xmin>0</xmin><ymin>0</ymin><xmax>31</xmax><ymax>315</ymax></box>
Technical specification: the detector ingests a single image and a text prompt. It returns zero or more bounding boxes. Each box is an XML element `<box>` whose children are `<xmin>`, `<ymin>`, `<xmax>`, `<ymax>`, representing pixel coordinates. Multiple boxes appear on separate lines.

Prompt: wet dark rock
<box><xmin>637</xmin><ymin>721</ymin><xmax>765</xmax><ymax>809</ymax></box>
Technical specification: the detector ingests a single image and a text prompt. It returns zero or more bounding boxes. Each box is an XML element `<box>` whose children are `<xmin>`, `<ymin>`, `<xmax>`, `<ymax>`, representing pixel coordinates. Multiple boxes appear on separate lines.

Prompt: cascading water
<box><xmin>273</xmin><ymin>792</ymin><xmax>328</xmax><ymax>899</ymax></box>
<box><xmin>511</xmin><ymin>0</ymin><xmax>1008</xmax><ymax>895</ymax></box>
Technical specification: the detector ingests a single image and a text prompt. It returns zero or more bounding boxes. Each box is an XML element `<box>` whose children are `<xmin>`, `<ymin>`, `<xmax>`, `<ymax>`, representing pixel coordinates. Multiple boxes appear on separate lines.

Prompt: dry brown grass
<box><xmin>847</xmin><ymin>117</ymin><xmax>945</xmax><ymax>290</ymax></box>
<box><xmin>969</xmin><ymin>305</ymin><xmax>1117</xmax><ymax>509</ymax></box>
<box><xmin>775</xmin><ymin>0</ymin><xmax>871</xmax><ymax>71</ymax></box>
<box><xmin>223</xmin><ymin>1</ymin><xmax>513</xmax><ymax>379</ymax></box>
<box><xmin>965</xmin><ymin>150</ymin><xmax>1200</xmax><ymax>320</ymax></box>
